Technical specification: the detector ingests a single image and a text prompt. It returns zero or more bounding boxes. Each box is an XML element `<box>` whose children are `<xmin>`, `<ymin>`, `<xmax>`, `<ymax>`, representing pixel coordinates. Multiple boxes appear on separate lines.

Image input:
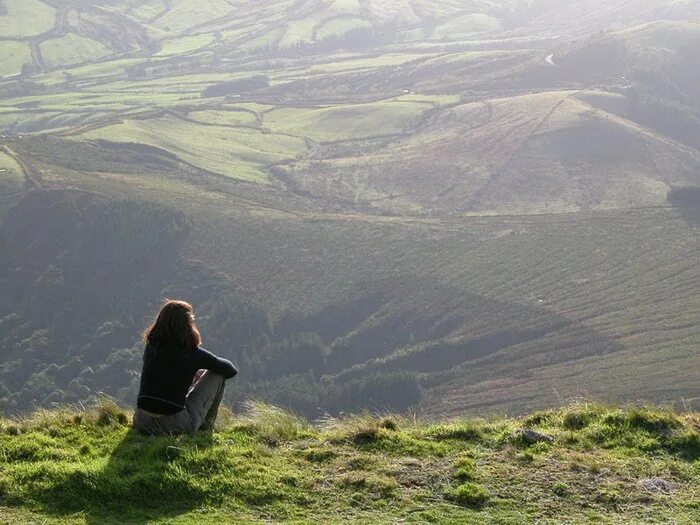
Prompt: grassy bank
<box><xmin>0</xmin><ymin>401</ymin><xmax>698</xmax><ymax>524</ymax></box>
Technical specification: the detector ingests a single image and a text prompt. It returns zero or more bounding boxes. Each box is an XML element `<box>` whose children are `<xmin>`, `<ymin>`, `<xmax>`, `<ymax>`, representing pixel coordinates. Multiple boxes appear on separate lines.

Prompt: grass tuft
<box><xmin>453</xmin><ymin>456</ymin><xmax>477</xmax><ymax>481</ymax></box>
<box><xmin>445</xmin><ymin>482</ymin><xmax>489</xmax><ymax>508</ymax></box>
<box><xmin>234</xmin><ymin>400</ymin><xmax>313</xmax><ymax>445</ymax></box>
<box><xmin>94</xmin><ymin>399</ymin><xmax>129</xmax><ymax>427</ymax></box>
<box><xmin>425</xmin><ymin>420</ymin><xmax>484</xmax><ymax>442</ymax></box>
<box><xmin>378</xmin><ymin>417</ymin><xmax>399</xmax><ymax>431</ymax></box>
<box><xmin>553</xmin><ymin>481</ymin><xmax>570</xmax><ymax>497</ymax></box>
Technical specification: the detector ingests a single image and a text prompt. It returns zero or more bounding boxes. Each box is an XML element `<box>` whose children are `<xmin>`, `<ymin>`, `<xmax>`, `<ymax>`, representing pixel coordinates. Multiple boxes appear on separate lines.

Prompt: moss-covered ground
<box><xmin>0</xmin><ymin>401</ymin><xmax>697</xmax><ymax>524</ymax></box>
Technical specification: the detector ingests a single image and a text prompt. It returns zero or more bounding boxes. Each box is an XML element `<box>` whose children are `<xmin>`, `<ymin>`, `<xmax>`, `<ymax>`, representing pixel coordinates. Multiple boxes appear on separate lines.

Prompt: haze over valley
<box><xmin>0</xmin><ymin>0</ymin><xmax>698</xmax><ymax>418</ymax></box>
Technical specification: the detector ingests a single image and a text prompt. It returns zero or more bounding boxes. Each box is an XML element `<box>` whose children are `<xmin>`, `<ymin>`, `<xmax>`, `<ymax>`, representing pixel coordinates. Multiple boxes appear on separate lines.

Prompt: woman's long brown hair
<box><xmin>143</xmin><ymin>299</ymin><xmax>202</xmax><ymax>350</ymax></box>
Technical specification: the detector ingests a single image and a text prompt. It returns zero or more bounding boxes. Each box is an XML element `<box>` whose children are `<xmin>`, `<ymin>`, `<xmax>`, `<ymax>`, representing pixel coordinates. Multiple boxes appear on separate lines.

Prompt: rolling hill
<box><xmin>0</xmin><ymin>0</ymin><xmax>698</xmax><ymax>420</ymax></box>
<box><xmin>278</xmin><ymin>91</ymin><xmax>700</xmax><ymax>214</ymax></box>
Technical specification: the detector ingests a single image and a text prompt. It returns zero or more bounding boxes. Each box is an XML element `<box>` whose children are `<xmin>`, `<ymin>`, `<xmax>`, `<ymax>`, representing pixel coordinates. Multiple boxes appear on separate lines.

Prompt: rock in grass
<box><xmin>515</xmin><ymin>428</ymin><xmax>555</xmax><ymax>444</ymax></box>
<box><xmin>640</xmin><ymin>478</ymin><xmax>680</xmax><ymax>494</ymax></box>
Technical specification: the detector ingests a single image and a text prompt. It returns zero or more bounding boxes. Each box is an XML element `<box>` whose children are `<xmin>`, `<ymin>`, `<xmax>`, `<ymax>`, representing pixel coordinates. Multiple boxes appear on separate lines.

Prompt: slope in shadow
<box><xmin>29</xmin><ymin>427</ymin><xmax>213</xmax><ymax>524</ymax></box>
<box><xmin>669</xmin><ymin>186</ymin><xmax>700</xmax><ymax>226</ymax></box>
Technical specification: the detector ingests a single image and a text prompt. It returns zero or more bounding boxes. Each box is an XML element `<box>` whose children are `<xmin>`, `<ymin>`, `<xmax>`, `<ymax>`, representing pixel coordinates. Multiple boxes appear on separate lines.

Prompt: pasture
<box><xmin>0</xmin><ymin>0</ymin><xmax>55</xmax><ymax>38</ymax></box>
<box><xmin>76</xmin><ymin>117</ymin><xmax>307</xmax><ymax>182</ymax></box>
<box><xmin>40</xmin><ymin>34</ymin><xmax>112</xmax><ymax>69</ymax></box>
<box><xmin>0</xmin><ymin>41</ymin><xmax>30</xmax><ymax>77</ymax></box>
<box><xmin>263</xmin><ymin>99</ymin><xmax>433</xmax><ymax>142</ymax></box>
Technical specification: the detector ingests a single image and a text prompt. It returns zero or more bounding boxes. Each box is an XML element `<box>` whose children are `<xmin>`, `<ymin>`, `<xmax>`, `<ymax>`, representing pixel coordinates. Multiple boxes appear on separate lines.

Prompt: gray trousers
<box><xmin>133</xmin><ymin>371</ymin><xmax>226</xmax><ymax>436</ymax></box>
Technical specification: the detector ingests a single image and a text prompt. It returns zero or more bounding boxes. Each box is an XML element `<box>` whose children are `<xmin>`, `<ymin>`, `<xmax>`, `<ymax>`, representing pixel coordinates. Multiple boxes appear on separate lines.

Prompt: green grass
<box><xmin>263</xmin><ymin>100</ymin><xmax>432</xmax><ymax>142</ymax></box>
<box><xmin>432</xmin><ymin>13</ymin><xmax>501</xmax><ymax>40</ymax></box>
<box><xmin>280</xmin><ymin>17</ymin><xmax>320</xmax><ymax>48</ymax></box>
<box><xmin>316</xmin><ymin>17</ymin><xmax>371</xmax><ymax>41</ymax></box>
<box><xmin>34</xmin><ymin>58</ymin><xmax>146</xmax><ymax>86</ymax></box>
<box><xmin>308</xmin><ymin>53</ymin><xmax>427</xmax><ymax>74</ymax></box>
<box><xmin>156</xmin><ymin>34</ymin><xmax>217</xmax><ymax>56</ymax></box>
<box><xmin>615</xmin><ymin>20</ymin><xmax>700</xmax><ymax>51</ymax></box>
<box><xmin>76</xmin><ymin>117</ymin><xmax>307</xmax><ymax>182</ymax></box>
<box><xmin>0</xmin><ymin>41</ymin><xmax>31</xmax><ymax>77</ymax></box>
<box><xmin>238</xmin><ymin>27</ymin><xmax>285</xmax><ymax>52</ymax></box>
<box><xmin>187</xmin><ymin>109</ymin><xmax>259</xmax><ymax>127</ymax></box>
<box><xmin>39</xmin><ymin>34</ymin><xmax>112</xmax><ymax>69</ymax></box>
<box><xmin>106</xmin><ymin>0</ymin><xmax>168</xmax><ymax>24</ymax></box>
<box><xmin>0</xmin><ymin>401</ymin><xmax>697</xmax><ymax>524</ymax></box>
<box><xmin>277</xmin><ymin>0</ymin><xmax>369</xmax><ymax>48</ymax></box>
<box><xmin>152</xmin><ymin>0</ymin><xmax>234</xmax><ymax>33</ymax></box>
<box><xmin>0</xmin><ymin>0</ymin><xmax>56</xmax><ymax>38</ymax></box>
<box><xmin>280</xmin><ymin>91</ymin><xmax>697</xmax><ymax>213</ymax></box>
<box><xmin>327</xmin><ymin>0</ymin><xmax>362</xmax><ymax>13</ymax></box>
<box><xmin>393</xmin><ymin>93</ymin><xmax>461</xmax><ymax>105</ymax></box>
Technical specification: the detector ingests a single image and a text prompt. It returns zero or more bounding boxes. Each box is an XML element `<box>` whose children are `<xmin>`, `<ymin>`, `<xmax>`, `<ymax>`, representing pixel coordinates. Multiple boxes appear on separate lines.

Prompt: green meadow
<box><xmin>0</xmin><ymin>401</ymin><xmax>698</xmax><ymax>524</ymax></box>
<box><xmin>76</xmin><ymin>117</ymin><xmax>307</xmax><ymax>182</ymax></box>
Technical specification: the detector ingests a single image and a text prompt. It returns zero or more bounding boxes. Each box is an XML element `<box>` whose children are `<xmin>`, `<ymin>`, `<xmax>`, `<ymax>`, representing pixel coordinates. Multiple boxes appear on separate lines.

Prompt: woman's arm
<box><xmin>195</xmin><ymin>347</ymin><xmax>238</xmax><ymax>379</ymax></box>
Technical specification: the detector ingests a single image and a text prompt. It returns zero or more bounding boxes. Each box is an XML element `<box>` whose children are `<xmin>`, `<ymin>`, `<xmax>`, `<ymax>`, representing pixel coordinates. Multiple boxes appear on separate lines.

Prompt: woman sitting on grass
<box><xmin>134</xmin><ymin>300</ymin><xmax>237</xmax><ymax>435</ymax></box>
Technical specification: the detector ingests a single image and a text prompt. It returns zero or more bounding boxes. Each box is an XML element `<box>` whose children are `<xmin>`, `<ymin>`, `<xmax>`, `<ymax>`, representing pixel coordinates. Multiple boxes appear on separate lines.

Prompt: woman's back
<box><xmin>138</xmin><ymin>343</ymin><xmax>236</xmax><ymax>415</ymax></box>
<box><xmin>133</xmin><ymin>300</ymin><xmax>237</xmax><ymax>435</ymax></box>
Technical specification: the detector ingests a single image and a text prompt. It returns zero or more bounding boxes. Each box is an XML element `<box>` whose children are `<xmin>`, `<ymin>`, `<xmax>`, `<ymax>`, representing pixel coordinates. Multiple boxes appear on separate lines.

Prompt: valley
<box><xmin>0</xmin><ymin>0</ymin><xmax>698</xmax><ymax>418</ymax></box>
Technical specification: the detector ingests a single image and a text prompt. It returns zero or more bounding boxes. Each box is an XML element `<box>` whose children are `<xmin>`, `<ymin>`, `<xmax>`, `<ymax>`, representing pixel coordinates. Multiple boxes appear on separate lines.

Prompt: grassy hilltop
<box><xmin>0</xmin><ymin>401</ymin><xmax>698</xmax><ymax>524</ymax></box>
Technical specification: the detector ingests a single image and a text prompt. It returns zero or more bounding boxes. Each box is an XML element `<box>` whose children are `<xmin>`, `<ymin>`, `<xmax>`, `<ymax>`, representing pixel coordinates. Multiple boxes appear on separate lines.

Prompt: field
<box><xmin>40</xmin><ymin>34</ymin><xmax>113</xmax><ymax>69</ymax></box>
<box><xmin>0</xmin><ymin>0</ymin><xmax>55</xmax><ymax>38</ymax></box>
<box><xmin>76</xmin><ymin>117</ymin><xmax>307</xmax><ymax>182</ymax></box>
<box><xmin>262</xmin><ymin>99</ymin><xmax>434</xmax><ymax>142</ymax></box>
<box><xmin>151</xmin><ymin>0</ymin><xmax>234</xmax><ymax>33</ymax></box>
<box><xmin>0</xmin><ymin>0</ymin><xmax>698</xmax><ymax>420</ymax></box>
<box><xmin>0</xmin><ymin>401</ymin><xmax>697</xmax><ymax>524</ymax></box>
<box><xmin>156</xmin><ymin>34</ymin><xmax>218</xmax><ymax>56</ymax></box>
<box><xmin>0</xmin><ymin>41</ymin><xmax>31</xmax><ymax>77</ymax></box>
<box><xmin>432</xmin><ymin>13</ymin><xmax>502</xmax><ymax>39</ymax></box>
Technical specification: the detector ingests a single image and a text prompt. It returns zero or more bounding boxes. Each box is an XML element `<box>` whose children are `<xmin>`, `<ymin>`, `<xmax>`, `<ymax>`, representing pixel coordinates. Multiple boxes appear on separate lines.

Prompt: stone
<box><xmin>516</xmin><ymin>428</ymin><xmax>555</xmax><ymax>444</ymax></box>
<box><xmin>639</xmin><ymin>478</ymin><xmax>680</xmax><ymax>494</ymax></box>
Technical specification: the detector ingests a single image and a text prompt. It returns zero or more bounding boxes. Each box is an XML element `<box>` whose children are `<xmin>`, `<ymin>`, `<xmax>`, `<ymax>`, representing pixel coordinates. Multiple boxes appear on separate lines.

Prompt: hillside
<box><xmin>280</xmin><ymin>91</ymin><xmax>700</xmax><ymax>214</ymax></box>
<box><xmin>0</xmin><ymin>0</ymin><xmax>698</xmax><ymax>420</ymax></box>
<box><xmin>0</xmin><ymin>401</ymin><xmax>698</xmax><ymax>524</ymax></box>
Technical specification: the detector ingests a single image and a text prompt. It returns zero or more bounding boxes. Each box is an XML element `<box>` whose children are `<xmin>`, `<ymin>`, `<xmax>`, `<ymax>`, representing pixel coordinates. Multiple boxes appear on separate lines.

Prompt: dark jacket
<box><xmin>137</xmin><ymin>343</ymin><xmax>237</xmax><ymax>415</ymax></box>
